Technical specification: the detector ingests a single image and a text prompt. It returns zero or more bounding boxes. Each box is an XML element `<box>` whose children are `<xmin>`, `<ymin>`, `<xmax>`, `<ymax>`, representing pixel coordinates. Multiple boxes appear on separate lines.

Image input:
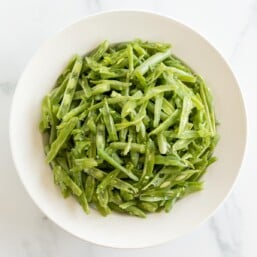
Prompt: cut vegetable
<box><xmin>40</xmin><ymin>39</ymin><xmax>218</xmax><ymax>217</ymax></box>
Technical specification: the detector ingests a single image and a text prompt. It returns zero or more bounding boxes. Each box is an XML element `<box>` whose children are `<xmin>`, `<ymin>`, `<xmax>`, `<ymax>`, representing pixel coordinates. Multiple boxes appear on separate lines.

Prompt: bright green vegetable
<box><xmin>52</xmin><ymin>165</ymin><xmax>82</xmax><ymax>196</ymax></box>
<box><xmin>47</xmin><ymin>117</ymin><xmax>78</xmax><ymax>162</ymax></box>
<box><xmin>153</xmin><ymin>93</ymin><xmax>163</xmax><ymax>128</ymax></box>
<box><xmin>40</xmin><ymin>39</ymin><xmax>218</xmax><ymax>217</ymax></box>
<box><xmin>98</xmin><ymin>148</ymin><xmax>138</xmax><ymax>181</ymax></box>
<box><xmin>134</xmin><ymin>48</ymin><xmax>172</xmax><ymax>75</ymax></box>
<box><xmin>101</xmin><ymin>98</ymin><xmax>118</xmax><ymax>141</ymax></box>
<box><xmin>57</xmin><ymin>56</ymin><xmax>83</xmax><ymax>119</ymax></box>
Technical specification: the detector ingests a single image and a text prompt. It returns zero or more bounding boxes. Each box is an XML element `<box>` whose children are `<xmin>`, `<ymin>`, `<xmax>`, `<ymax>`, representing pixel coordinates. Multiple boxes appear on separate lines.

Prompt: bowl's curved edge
<box><xmin>9</xmin><ymin>9</ymin><xmax>247</xmax><ymax>249</ymax></box>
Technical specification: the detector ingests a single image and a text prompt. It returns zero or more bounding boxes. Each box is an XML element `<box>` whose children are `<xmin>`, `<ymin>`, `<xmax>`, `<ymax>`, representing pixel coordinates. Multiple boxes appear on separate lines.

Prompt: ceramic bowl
<box><xmin>10</xmin><ymin>10</ymin><xmax>247</xmax><ymax>248</ymax></box>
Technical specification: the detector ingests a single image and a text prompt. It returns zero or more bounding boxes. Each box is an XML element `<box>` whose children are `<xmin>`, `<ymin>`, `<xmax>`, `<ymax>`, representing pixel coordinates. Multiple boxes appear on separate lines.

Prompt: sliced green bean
<box><xmin>40</xmin><ymin>39</ymin><xmax>218</xmax><ymax>218</ymax></box>
<box><xmin>98</xmin><ymin>149</ymin><xmax>138</xmax><ymax>181</ymax></box>
<box><xmin>134</xmin><ymin>48</ymin><xmax>172</xmax><ymax>75</ymax></box>
<box><xmin>57</xmin><ymin>56</ymin><xmax>83</xmax><ymax>119</ymax></box>
<box><xmin>109</xmin><ymin>142</ymin><xmax>146</xmax><ymax>153</ymax></box>
<box><xmin>153</xmin><ymin>93</ymin><xmax>163</xmax><ymax>128</ymax></box>
<box><xmin>149</xmin><ymin>109</ymin><xmax>180</xmax><ymax>136</ymax></box>
<box><xmin>47</xmin><ymin>117</ymin><xmax>78</xmax><ymax>162</ymax></box>
<box><xmin>53</xmin><ymin>166</ymin><xmax>82</xmax><ymax>196</ymax></box>
<box><xmin>101</xmin><ymin>99</ymin><xmax>118</xmax><ymax>141</ymax></box>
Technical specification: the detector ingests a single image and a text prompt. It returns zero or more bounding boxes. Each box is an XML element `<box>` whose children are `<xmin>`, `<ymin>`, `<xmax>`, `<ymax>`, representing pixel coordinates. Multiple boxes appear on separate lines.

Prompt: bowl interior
<box><xmin>10</xmin><ymin>11</ymin><xmax>246</xmax><ymax>248</ymax></box>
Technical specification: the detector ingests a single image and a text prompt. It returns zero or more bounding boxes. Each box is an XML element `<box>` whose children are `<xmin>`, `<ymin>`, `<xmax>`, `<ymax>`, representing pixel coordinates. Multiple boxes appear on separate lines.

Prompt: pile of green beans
<box><xmin>39</xmin><ymin>40</ymin><xmax>218</xmax><ymax>217</ymax></box>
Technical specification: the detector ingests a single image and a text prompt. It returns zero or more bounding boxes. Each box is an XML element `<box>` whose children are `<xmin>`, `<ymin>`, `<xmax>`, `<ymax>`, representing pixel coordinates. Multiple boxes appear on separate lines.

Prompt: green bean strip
<box><xmin>98</xmin><ymin>149</ymin><xmax>139</xmax><ymax>181</ymax></box>
<box><xmin>153</xmin><ymin>93</ymin><xmax>163</xmax><ymax>127</ymax></box>
<box><xmin>101</xmin><ymin>99</ymin><xmax>118</xmax><ymax>141</ymax></box>
<box><xmin>80</xmin><ymin>77</ymin><xmax>92</xmax><ymax>98</ymax></box>
<box><xmin>50</xmin><ymin>74</ymin><xmax>70</xmax><ymax>105</ymax></box>
<box><xmin>90</xmin><ymin>40</ymin><xmax>109</xmax><ymax>61</ymax></box>
<box><xmin>109</xmin><ymin>142</ymin><xmax>146</xmax><ymax>153</ymax></box>
<box><xmin>125</xmin><ymin>206</ymin><xmax>146</xmax><ymax>218</ymax></box>
<box><xmin>78</xmin><ymin>192</ymin><xmax>90</xmax><ymax>214</ymax></box>
<box><xmin>47</xmin><ymin>117</ymin><xmax>78</xmax><ymax>162</ymax></box>
<box><xmin>198</xmin><ymin>76</ymin><xmax>216</xmax><ymax>136</ymax></box>
<box><xmin>62</xmin><ymin>102</ymin><xmax>88</xmax><ymax>122</ymax></box>
<box><xmin>140</xmin><ymin>139</ymin><xmax>155</xmax><ymax>184</ymax></box>
<box><xmin>115</xmin><ymin>116</ymin><xmax>144</xmax><ymax>131</ymax></box>
<box><xmin>157</xmin><ymin>133</ymin><xmax>169</xmax><ymax>154</ymax></box>
<box><xmin>85</xmin><ymin>176</ymin><xmax>95</xmax><ymax>203</ymax></box>
<box><xmin>134</xmin><ymin>48</ymin><xmax>172</xmax><ymax>75</ymax></box>
<box><xmin>127</xmin><ymin>44</ymin><xmax>134</xmax><ymax>73</ymax></box>
<box><xmin>57</xmin><ymin>56</ymin><xmax>83</xmax><ymax>119</ymax></box>
<box><xmin>53</xmin><ymin>166</ymin><xmax>82</xmax><ymax>196</ymax></box>
<box><xmin>40</xmin><ymin>39</ymin><xmax>218</xmax><ymax>217</ymax></box>
<box><xmin>96</xmin><ymin>123</ymin><xmax>106</xmax><ymax>150</ymax></box>
<box><xmin>97</xmin><ymin>169</ymin><xmax>120</xmax><ymax>192</ymax></box>
<box><xmin>178</xmin><ymin>96</ymin><xmax>193</xmax><ymax>136</ymax></box>
<box><xmin>149</xmin><ymin>110</ymin><xmax>180</xmax><ymax>136</ymax></box>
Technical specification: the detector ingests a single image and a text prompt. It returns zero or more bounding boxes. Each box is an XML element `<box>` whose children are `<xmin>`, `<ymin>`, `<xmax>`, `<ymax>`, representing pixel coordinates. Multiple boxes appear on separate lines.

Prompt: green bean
<box><xmin>137</xmin><ymin>40</ymin><xmax>171</xmax><ymax>52</ymax></box>
<box><xmin>125</xmin><ymin>206</ymin><xmax>146</xmax><ymax>218</ymax></box>
<box><xmin>77</xmin><ymin>192</ymin><xmax>90</xmax><ymax>214</ymax></box>
<box><xmin>85</xmin><ymin>175</ymin><xmax>95</xmax><ymax>203</ymax></box>
<box><xmin>140</xmin><ymin>84</ymin><xmax>176</xmax><ymax>103</ymax></box>
<box><xmin>109</xmin><ymin>142</ymin><xmax>146</xmax><ymax>153</ymax></box>
<box><xmin>96</xmin><ymin>187</ymin><xmax>109</xmax><ymax>207</ymax></box>
<box><xmin>178</xmin><ymin>96</ymin><xmax>193</xmax><ymax>136</ymax></box>
<box><xmin>93</xmin><ymin>197</ymin><xmax>111</xmax><ymax>216</ymax></box>
<box><xmin>115</xmin><ymin>116</ymin><xmax>144</xmax><ymax>131</ymax></box>
<box><xmin>153</xmin><ymin>93</ymin><xmax>163</xmax><ymax>127</ymax></box>
<box><xmin>91</xmin><ymin>83</ymin><xmax>110</xmax><ymax>95</ymax></box>
<box><xmin>101</xmin><ymin>99</ymin><xmax>118</xmax><ymax>141</ymax></box>
<box><xmin>40</xmin><ymin>39</ymin><xmax>218</xmax><ymax>217</ymax></box>
<box><xmin>62</xmin><ymin>102</ymin><xmax>88</xmax><ymax>122</ymax></box>
<box><xmin>157</xmin><ymin>133</ymin><xmax>169</xmax><ymax>154</ymax></box>
<box><xmin>162</xmin><ymin>98</ymin><xmax>175</xmax><ymax>115</ymax></box>
<box><xmin>149</xmin><ymin>109</ymin><xmax>180</xmax><ymax>136</ymax></box>
<box><xmin>97</xmin><ymin>169</ymin><xmax>120</xmax><ymax>192</ymax></box>
<box><xmin>147</xmin><ymin>101</ymin><xmax>168</xmax><ymax>120</ymax></box>
<box><xmin>127</xmin><ymin>44</ymin><xmax>134</xmax><ymax>73</ymax></box>
<box><xmin>96</xmin><ymin>123</ymin><xmax>106</xmax><ymax>150</ymax></box>
<box><xmin>109</xmin><ymin>203</ymin><xmax>126</xmax><ymax>213</ymax></box>
<box><xmin>154</xmin><ymin>155</ymin><xmax>187</xmax><ymax>167</ymax></box>
<box><xmin>110</xmin><ymin>178</ymin><xmax>138</xmax><ymax>194</ymax></box>
<box><xmin>39</xmin><ymin>96</ymin><xmax>50</xmax><ymax>132</ymax></box>
<box><xmin>90</xmin><ymin>40</ymin><xmax>109</xmax><ymax>61</ymax></box>
<box><xmin>120</xmin><ymin>190</ymin><xmax>134</xmax><ymax>201</ymax></box>
<box><xmin>134</xmin><ymin>48</ymin><xmax>172</xmax><ymax>75</ymax></box>
<box><xmin>121</xmin><ymin>100</ymin><xmax>137</xmax><ymax>118</ymax></box>
<box><xmin>47</xmin><ymin>117</ymin><xmax>78</xmax><ymax>162</ymax></box>
<box><xmin>140</xmin><ymin>139</ymin><xmax>155</xmax><ymax>184</ymax></box>
<box><xmin>80</xmin><ymin>76</ymin><xmax>92</xmax><ymax>98</ymax></box>
<box><xmin>140</xmin><ymin>188</ymin><xmax>184</xmax><ymax>202</ymax></box>
<box><xmin>91</xmin><ymin>80</ymin><xmax>130</xmax><ymax>91</ymax></box>
<box><xmin>57</xmin><ymin>56</ymin><xmax>83</xmax><ymax>119</ymax></box>
<box><xmin>50</xmin><ymin>74</ymin><xmax>70</xmax><ymax>105</ymax></box>
<box><xmin>98</xmin><ymin>149</ymin><xmax>138</xmax><ymax>181</ymax></box>
<box><xmin>198</xmin><ymin>76</ymin><xmax>216</xmax><ymax>136</ymax></box>
<box><xmin>167</xmin><ymin>66</ymin><xmax>196</xmax><ymax>83</ymax></box>
<box><xmin>53</xmin><ymin>166</ymin><xmax>82</xmax><ymax>196</ymax></box>
<box><xmin>73</xmin><ymin>158</ymin><xmax>98</xmax><ymax>171</ymax></box>
<box><xmin>55</xmin><ymin>55</ymin><xmax>76</xmax><ymax>86</ymax></box>
<box><xmin>138</xmin><ymin>202</ymin><xmax>158</xmax><ymax>212</ymax></box>
<box><xmin>119</xmin><ymin>200</ymin><xmax>136</xmax><ymax>209</ymax></box>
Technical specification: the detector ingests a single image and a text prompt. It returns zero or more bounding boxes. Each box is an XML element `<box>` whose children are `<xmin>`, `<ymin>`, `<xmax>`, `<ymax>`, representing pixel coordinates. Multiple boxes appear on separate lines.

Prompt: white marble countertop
<box><xmin>1</xmin><ymin>0</ymin><xmax>257</xmax><ymax>256</ymax></box>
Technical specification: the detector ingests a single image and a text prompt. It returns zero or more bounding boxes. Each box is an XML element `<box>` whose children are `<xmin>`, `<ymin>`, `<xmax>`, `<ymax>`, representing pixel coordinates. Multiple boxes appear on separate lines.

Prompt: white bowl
<box><xmin>10</xmin><ymin>10</ymin><xmax>247</xmax><ymax>248</ymax></box>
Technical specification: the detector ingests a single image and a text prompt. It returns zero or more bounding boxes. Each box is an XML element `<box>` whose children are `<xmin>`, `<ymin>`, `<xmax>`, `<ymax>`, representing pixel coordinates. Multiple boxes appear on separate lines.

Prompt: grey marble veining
<box><xmin>1</xmin><ymin>0</ymin><xmax>257</xmax><ymax>256</ymax></box>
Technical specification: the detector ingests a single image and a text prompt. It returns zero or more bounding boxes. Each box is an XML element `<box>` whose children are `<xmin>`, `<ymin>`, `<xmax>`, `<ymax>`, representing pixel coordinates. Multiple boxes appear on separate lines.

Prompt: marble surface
<box><xmin>0</xmin><ymin>0</ymin><xmax>256</xmax><ymax>256</ymax></box>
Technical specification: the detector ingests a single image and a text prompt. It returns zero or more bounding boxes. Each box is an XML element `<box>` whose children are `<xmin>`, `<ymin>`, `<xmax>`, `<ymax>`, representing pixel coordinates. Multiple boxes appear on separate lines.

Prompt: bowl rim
<box><xmin>9</xmin><ymin>9</ymin><xmax>247</xmax><ymax>248</ymax></box>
